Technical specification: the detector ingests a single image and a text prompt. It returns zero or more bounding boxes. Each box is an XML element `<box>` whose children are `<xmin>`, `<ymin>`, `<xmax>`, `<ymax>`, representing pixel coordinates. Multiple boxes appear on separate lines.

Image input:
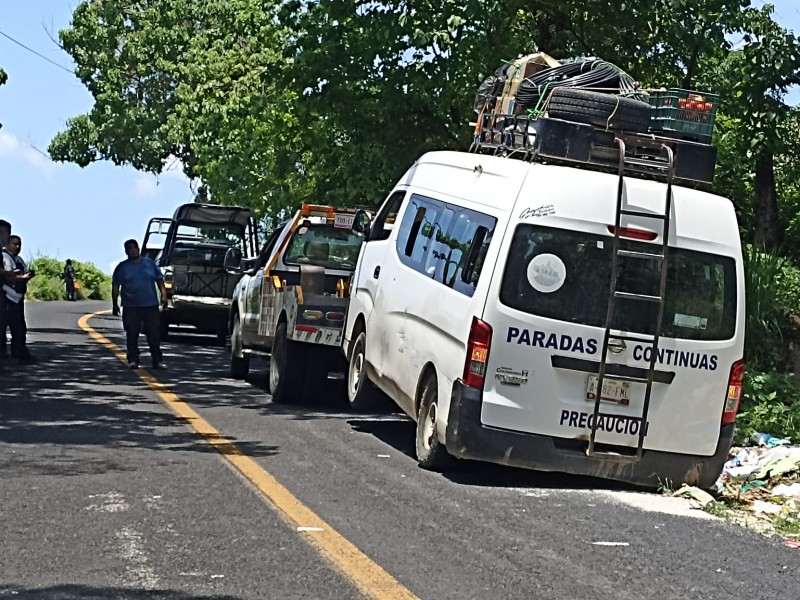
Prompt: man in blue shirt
<box><xmin>112</xmin><ymin>239</ymin><xmax>168</xmax><ymax>370</ymax></box>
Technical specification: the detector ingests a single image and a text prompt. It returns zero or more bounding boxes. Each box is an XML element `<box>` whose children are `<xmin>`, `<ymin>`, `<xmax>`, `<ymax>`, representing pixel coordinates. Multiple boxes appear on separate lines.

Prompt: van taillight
<box><xmin>722</xmin><ymin>359</ymin><xmax>745</xmax><ymax>425</ymax></box>
<box><xmin>463</xmin><ymin>317</ymin><xmax>492</xmax><ymax>389</ymax></box>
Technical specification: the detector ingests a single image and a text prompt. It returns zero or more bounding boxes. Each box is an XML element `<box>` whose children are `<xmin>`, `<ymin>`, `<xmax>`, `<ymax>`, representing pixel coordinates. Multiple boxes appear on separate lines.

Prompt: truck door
<box><xmin>242</xmin><ymin>226</ymin><xmax>285</xmax><ymax>345</ymax></box>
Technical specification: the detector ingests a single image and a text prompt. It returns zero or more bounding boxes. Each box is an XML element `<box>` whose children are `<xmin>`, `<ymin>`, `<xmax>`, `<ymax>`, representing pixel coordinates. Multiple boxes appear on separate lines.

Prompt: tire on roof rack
<box><xmin>546</xmin><ymin>88</ymin><xmax>651</xmax><ymax>132</ymax></box>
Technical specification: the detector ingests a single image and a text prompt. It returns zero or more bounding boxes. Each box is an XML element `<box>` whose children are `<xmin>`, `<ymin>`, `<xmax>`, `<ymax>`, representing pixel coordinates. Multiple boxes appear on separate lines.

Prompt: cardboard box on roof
<box><xmin>498</xmin><ymin>52</ymin><xmax>560</xmax><ymax>114</ymax></box>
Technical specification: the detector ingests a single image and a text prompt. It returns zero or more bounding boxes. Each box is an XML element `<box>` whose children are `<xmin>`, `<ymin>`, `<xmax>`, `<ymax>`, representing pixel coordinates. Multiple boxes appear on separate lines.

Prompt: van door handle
<box><xmin>373</xmin><ymin>266</ymin><xmax>381</xmax><ymax>279</ymax></box>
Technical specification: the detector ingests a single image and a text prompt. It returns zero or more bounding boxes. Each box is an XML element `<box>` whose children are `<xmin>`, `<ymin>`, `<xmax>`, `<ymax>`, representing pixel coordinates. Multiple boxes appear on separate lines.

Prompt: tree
<box><xmin>49</xmin><ymin>0</ymin><xmax>202</xmax><ymax>176</ymax></box>
<box><xmin>51</xmin><ymin>0</ymin><xmax>798</xmax><ymax>247</ymax></box>
<box><xmin>715</xmin><ymin>5</ymin><xmax>800</xmax><ymax>250</ymax></box>
<box><xmin>0</xmin><ymin>67</ymin><xmax>7</xmax><ymax>130</ymax></box>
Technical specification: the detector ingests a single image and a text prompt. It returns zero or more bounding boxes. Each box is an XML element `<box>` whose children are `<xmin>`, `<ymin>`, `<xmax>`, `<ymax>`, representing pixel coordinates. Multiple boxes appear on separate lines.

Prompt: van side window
<box><xmin>395</xmin><ymin>193</ymin><xmax>497</xmax><ymax>297</ymax></box>
<box><xmin>369</xmin><ymin>191</ymin><xmax>406</xmax><ymax>242</ymax></box>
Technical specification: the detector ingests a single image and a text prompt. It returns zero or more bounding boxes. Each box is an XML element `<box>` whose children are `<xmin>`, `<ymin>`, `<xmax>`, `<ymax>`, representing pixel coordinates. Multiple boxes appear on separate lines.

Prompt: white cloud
<box><xmin>0</xmin><ymin>131</ymin><xmax>56</xmax><ymax>178</ymax></box>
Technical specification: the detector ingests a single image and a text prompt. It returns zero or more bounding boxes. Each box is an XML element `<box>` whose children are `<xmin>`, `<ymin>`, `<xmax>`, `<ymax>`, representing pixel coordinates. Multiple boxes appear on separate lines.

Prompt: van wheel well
<box><xmin>414</xmin><ymin>363</ymin><xmax>437</xmax><ymax>417</ymax></box>
<box><xmin>348</xmin><ymin>314</ymin><xmax>367</xmax><ymax>360</ymax></box>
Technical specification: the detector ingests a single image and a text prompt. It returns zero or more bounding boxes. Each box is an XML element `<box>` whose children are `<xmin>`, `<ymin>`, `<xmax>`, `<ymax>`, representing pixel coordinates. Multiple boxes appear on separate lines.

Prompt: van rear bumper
<box><xmin>445</xmin><ymin>381</ymin><xmax>734</xmax><ymax>490</ymax></box>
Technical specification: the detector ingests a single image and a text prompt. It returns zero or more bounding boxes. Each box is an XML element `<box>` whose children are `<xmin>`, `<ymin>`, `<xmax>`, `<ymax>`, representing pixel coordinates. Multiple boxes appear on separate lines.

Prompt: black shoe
<box><xmin>152</xmin><ymin>362</ymin><xmax>168</xmax><ymax>370</ymax></box>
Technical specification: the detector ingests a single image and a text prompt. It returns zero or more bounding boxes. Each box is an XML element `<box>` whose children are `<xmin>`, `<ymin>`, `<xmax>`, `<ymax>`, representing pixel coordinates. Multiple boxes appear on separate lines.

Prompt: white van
<box><xmin>343</xmin><ymin>149</ymin><xmax>744</xmax><ymax>489</ymax></box>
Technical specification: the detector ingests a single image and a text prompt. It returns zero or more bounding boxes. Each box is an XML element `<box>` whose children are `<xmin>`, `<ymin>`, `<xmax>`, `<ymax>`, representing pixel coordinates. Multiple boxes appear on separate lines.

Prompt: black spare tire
<box><xmin>547</xmin><ymin>88</ymin><xmax>651</xmax><ymax>132</ymax></box>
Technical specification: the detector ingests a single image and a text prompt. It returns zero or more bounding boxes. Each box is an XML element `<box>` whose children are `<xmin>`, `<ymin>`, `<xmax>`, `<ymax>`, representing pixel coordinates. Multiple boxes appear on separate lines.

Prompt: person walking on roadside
<box><xmin>111</xmin><ymin>239</ymin><xmax>168</xmax><ymax>370</ymax></box>
<box><xmin>2</xmin><ymin>235</ymin><xmax>36</xmax><ymax>364</ymax></box>
<box><xmin>64</xmin><ymin>259</ymin><xmax>77</xmax><ymax>301</ymax></box>
<box><xmin>0</xmin><ymin>219</ymin><xmax>11</xmax><ymax>362</ymax></box>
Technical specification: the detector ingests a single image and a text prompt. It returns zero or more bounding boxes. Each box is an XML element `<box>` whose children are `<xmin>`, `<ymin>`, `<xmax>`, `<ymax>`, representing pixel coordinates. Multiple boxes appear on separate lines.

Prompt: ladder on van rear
<box><xmin>587</xmin><ymin>136</ymin><xmax>675</xmax><ymax>460</ymax></box>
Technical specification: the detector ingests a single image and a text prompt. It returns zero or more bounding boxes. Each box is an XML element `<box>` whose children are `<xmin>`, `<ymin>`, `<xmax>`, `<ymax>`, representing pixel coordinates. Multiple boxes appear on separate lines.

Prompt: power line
<box><xmin>0</xmin><ymin>29</ymin><xmax>74</xmax><ymax>75</ymax></box>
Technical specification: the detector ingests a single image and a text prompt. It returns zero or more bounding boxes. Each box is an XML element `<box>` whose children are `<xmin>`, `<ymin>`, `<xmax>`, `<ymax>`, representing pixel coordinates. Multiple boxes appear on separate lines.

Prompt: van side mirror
<box><xmin>351</xmin><ymin>209</ymin><xmax>373</xmax><ymax>237</ymax></box>
<box><xmin>223</xmin><ymin>247</ymin><xmax>243</xmax><ymax>273</ymax></box>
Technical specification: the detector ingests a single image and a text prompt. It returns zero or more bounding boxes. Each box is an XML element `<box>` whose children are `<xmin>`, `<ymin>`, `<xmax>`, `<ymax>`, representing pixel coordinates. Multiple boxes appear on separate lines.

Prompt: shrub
<box><xmin>735</xmin><ymin>370</ymin><xmax>800</xmax><ymax>443</ymax></box>
<box><xmin>743</xmin><ymin>244</ymin><xmax>786</xmax><ymax>371</ymax></box>
<box><xmin>26</xmin><ymin>255</ymin><xmax>111</xmax><ymax>301</ymax></box>
<box><xmin>25</xmin><ymin>275</ymin><xmax>64</xmax><ymax>301</ymax></box>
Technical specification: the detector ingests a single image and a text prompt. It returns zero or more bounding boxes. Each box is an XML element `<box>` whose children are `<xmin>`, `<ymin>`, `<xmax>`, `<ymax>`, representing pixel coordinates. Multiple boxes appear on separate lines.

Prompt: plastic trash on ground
<box><xmin>672</xmin><ymin>485</ymin><xmax>715</xmax><ymax>509</ymax></box>
<box><xmin>753</xmin><ymin>500</ymin><xmax>783</xmax><ymax>514</ymax></box>
<box><xmin>773</xmin><ymin>483</ymin><xmax>800</xmax><ymax>499</ymax></box>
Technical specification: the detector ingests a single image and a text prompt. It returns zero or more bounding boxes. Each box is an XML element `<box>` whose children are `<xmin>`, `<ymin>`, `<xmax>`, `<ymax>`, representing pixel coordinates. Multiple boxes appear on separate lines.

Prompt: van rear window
<box><xmin>499</xmin><ymin>225</ymin><xmax>737</xmax><ymax>341</ymax></box>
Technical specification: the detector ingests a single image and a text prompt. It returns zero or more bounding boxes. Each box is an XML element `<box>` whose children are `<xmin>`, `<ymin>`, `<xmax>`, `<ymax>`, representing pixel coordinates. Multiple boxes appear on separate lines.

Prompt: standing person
<box><xmin>112</xmin><ymin>239</ymin><xmax>168</xmax><ymax>370</ymax></box>
<box><xmin>64</xmin><ymin>259</ymin><xmax>76</xmax><ymax>301</ymax></box>
<box><xmin>2</xmin><ymin>235</ymin><xmax>36</xmax><ymax>364</ymax></box>
<box><xmin>0</xmin><ymin>220</ymin><xmax>13</xmax><ymax>361</ymax></box>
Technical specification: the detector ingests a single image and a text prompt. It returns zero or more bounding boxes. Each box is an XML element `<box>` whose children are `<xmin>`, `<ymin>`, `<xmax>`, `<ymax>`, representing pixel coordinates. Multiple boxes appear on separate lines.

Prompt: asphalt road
<box><xmin>1</xmin><ymin>301</ymin><xmax>798</xmax><ymax>600</ymax></box>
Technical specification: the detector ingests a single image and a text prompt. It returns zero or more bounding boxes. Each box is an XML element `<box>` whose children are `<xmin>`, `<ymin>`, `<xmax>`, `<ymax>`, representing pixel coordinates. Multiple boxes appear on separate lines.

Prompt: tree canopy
<box><xmin>0</xmin><ymin>66</ymin><xmax>7</xmax><ymax>130</ymax></box>
<box><xmin>49</xmin><ymin>0</ymin><xmax>800</xmax><ymax>248</ymax></box>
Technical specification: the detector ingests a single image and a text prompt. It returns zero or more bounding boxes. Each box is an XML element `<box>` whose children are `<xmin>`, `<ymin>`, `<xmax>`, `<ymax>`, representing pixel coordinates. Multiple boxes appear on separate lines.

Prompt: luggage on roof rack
<box><xmin>469</xmin><ymin>113</ymin><xmax>717</xmax><ymax>186</ymax></box>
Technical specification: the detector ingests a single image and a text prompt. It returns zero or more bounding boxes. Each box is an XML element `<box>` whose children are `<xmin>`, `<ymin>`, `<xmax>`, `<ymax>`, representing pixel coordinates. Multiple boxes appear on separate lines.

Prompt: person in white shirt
<box><xmin>0</xmin><ymin>219</ymin><xmax>11</xmax><ymax>361</ymax></box>
<box><xmin>3</xmin><ymin>235</ymin><xmax>36</xmax><ymax>364</ymax></box>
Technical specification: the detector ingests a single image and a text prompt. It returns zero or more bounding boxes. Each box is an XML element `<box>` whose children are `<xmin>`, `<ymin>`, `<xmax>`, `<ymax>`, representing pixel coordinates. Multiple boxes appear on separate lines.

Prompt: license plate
<box><xmin>586</xmin><ymin>375</ymin><xmax>631</xmax><ymax>405</ymax></box>
<box><xmin>334</xmin><ymin>213</ymin><xmax>355</xmax><ymax>229</ymax></box>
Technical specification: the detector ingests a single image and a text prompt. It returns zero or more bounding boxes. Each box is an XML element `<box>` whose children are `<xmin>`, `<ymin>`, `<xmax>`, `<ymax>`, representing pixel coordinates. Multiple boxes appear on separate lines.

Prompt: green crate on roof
<box><xmin>648</xmin><ymin>88</ymin><xmax>720</xmax><ymax>142</ymax></box>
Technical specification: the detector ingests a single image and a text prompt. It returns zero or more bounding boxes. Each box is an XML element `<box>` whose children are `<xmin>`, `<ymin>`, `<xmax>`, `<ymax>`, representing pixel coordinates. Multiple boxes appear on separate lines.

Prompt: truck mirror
<box><xmin>352</xmin><ymin>209</ymin><xmax>373</xmax><ymax>237</ymax></box>
<box><xmin>224</xmin><ymin>247</ymin><xmax>243</xmax><ymax>273</ymax></box>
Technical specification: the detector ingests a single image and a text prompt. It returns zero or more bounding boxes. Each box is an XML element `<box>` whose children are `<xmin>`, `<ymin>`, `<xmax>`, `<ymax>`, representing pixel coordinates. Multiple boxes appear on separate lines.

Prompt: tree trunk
<box><xmin>536</xmin><ymin>17</ymin><xmax>557</xmax><ymax>53</ymax></box>
<box><xmin>754</xmin><ymin>150</ymin><xmax>781</xmax><ymax>250</ymax></box>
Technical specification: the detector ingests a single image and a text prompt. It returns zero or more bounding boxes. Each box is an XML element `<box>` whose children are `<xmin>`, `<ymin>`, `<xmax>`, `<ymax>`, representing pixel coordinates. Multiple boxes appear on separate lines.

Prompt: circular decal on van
<box><xmin>527</xmin><ymin>253</ymin><xmax>566</xmax><ymax>293</ymax></box>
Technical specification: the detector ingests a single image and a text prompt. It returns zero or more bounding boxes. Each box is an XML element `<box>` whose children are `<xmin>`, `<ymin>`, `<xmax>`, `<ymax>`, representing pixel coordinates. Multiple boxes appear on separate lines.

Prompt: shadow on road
<box><xmin>0</xmin><ymin>584</ymin><xmax>242</xmax><ymax>599</ymax></box>
<box><xmin>347</xmin><ymin>417</ymin><xmax>640</xmax><ymax>493</ymax></box>
<box><xmin>8</xmin><ymin>304</ymin><xmax>638</xmax><ymax>492</ymax></box>
<box><xmin>0</xmin><ymin>313</ymin><xmax>280</xmax><ymax>477</ymax></box>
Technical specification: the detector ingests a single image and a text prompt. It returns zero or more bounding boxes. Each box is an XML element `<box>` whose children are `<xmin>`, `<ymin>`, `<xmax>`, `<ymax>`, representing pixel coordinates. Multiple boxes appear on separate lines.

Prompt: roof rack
<box><xmin>469</xmin><ymin>112</ymin><xmax>717</xmax><ymax>188</ymax></box>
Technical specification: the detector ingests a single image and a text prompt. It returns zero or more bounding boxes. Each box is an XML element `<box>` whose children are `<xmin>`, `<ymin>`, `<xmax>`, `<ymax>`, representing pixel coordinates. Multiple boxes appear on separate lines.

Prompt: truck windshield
<box><xmin>499</xmin><ymin>224</ymin><xmax>737</xmax><ymax>341</ymax></box>
<box><xmin>283</xmin><ymin>224</ymin><xmax>363</xmax><ymax>270</ymax></box>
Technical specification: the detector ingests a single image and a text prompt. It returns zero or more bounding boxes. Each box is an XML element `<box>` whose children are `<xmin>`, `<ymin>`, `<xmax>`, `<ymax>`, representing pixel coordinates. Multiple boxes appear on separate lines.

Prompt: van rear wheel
<box><xmin>415</xmin><ymin>373</ymin><xmax>452</xmax><ymax>470</ymax></box>
<box><xmin>347</xmin><ymin>331</ymin><xmax>382</xmax><ymax>411</ymax></box>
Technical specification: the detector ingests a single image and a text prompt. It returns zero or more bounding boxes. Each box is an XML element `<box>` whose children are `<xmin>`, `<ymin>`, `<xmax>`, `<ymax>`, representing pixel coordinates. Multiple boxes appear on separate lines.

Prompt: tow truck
<box><xmin>229</xmin><ymin>204</ymin><xmax>364</xmax><ymax>404</ymax></box>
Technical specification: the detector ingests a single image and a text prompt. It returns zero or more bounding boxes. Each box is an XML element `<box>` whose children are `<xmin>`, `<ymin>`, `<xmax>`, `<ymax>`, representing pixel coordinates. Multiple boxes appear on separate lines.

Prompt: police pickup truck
<box><xmin>228</xmin><ymin>204</ymin><xmax>363</xmax><ymax>404</ymax></box>
<box><xmin>142</xmin><ymin>204</ymin><xmax>259</xmax><ymax>342</ymax></box>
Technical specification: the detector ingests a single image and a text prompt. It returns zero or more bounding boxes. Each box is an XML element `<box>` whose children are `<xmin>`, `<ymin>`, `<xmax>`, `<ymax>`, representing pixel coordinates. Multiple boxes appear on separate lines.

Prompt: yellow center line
<box><xmin>78</xmin><ymin>310</ymin><xmax>418</xmax><ymax>600</ymax></box>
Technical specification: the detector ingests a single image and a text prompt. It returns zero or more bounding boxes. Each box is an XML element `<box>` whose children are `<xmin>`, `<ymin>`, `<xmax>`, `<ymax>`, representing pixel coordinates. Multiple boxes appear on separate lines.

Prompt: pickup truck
<box><xmin>142</xmin><ymin>203</ymin><xmax>260</xmax><ymax>342</ymax></box>
<box><xmin>229</xmin><ymin>204</ymin><xmax>363</xmax><ymax>404</ymax></box>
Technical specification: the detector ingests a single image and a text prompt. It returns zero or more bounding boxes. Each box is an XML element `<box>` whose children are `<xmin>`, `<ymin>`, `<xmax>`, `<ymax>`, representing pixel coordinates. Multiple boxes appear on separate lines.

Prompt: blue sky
<box><xmin>1</xmin><ymin>1</ymin><xmax>799</xmax><ymax>274</ymax></box>
<box><xmin>0</xmin><ymin>1</ymin><xmax>192</xmax><ymax>274</ymax></box>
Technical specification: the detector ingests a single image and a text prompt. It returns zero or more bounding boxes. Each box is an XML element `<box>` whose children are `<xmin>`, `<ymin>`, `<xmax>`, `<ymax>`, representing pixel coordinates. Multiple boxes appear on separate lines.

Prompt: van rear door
<box><xmin>478</xmin><ymin>168</ymin><xmax>743</xmax><ymax>457</ymax></box>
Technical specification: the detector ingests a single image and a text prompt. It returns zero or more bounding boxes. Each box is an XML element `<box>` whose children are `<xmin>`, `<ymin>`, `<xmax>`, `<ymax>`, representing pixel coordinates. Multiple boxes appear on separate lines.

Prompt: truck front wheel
<box><xmin>269</xmin><ymin>322</ymin><xmax>303</xmax><ymax>404</ymax></box>
<box><xmin>229</xmin><ymin>313</ymin><xmax>250</xmax><ymax>380</ymax></box>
